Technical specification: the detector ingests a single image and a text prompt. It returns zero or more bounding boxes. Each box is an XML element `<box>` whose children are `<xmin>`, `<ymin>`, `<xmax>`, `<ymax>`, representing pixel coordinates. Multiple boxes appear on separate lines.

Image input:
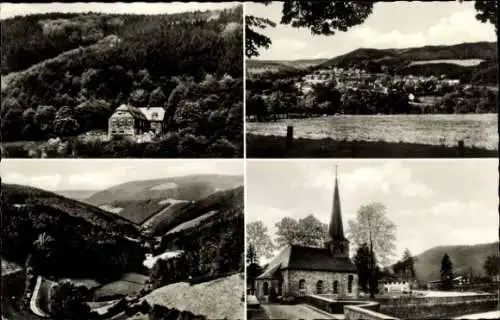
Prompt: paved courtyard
<box><xmin>455</xmin><ymin>310</ymin><xmax>500</xmax><ymax>319</ymax></box>
<box><xmin>262</xmin><ymin>303</ymin><xmax>344</xmax><ymax>320</ymax></box>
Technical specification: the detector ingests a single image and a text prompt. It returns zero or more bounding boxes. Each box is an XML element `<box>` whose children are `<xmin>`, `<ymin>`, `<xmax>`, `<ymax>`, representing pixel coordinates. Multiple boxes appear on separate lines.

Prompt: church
<box><xmin>255</xmin><ymin>168</ymin><xmax>359</xmax><ymax>299</ymax></box>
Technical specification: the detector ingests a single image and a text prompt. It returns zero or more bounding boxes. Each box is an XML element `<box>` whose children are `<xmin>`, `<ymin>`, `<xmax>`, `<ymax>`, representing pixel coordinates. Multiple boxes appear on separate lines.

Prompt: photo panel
<box><xmin>1</xmin><ymin>159</ymin><xmax>244</xmax><ymax>319</ymax></box>
<box><xmin>246</xmin><ymin>159</ymin><xmax>498</xmax><ymax>319</ymax></box>
<box><xmin>245</xmin><ymin>1</ymin><xmax>498</xmax><ymax>158</ymax></box>
<box><xmin>1</xmin><ymin>2</ymin><xmax>243</xmax><ymax>158</ymax></box>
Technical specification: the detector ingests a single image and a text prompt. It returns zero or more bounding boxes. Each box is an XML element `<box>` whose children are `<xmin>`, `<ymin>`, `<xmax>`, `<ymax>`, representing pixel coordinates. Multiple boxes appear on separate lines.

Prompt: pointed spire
<box><xmin>329</xmin><ymin>165</ymin><xmax>345</xmax><ymax>240</ymax></box>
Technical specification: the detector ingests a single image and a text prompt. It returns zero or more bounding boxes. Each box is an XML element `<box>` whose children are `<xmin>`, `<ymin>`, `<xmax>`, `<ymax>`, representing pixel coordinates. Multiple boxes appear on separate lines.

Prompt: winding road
<box><xmin>30</xmin><ymin>277</ymin><xmax>50</xmax><ymax>318</ymax></box>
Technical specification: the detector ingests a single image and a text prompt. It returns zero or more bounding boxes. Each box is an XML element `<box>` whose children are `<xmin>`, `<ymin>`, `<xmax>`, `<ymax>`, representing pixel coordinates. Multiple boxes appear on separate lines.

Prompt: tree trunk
<box><xmin>369</xmin><ymin>240</ymin><xmax>375</xmax><ymax>299</ymax></box>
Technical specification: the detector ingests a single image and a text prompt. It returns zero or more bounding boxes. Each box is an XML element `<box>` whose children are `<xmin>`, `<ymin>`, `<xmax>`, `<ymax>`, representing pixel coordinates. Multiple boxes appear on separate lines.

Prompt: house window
<box><xmin>333</xmin><ymin>280</ymin><xmax>338</xmax><ymax>294</ymax></box>
<box><xmin>152</xmin><ymin>112</ymin><xmax>158</xmax><ymax>119</ymax></box>
<box><xmin>348</xmin><ymin>275</ymin><xmax>354</xmax><ymax>293</ymax></box>
<box><xmin>316</xmin><ymin>281</ymin><xmax>324</xmax><ymax>294</ymax></box>
<box><xmin>263</xmin><ymin>282</ymin><xmax>269</xmax><ymax>296</ymax></box>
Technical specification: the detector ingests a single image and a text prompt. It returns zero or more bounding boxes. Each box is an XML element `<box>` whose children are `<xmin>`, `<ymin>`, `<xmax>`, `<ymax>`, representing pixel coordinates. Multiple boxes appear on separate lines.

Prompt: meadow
<box><xmin>409</xmin><ymin>59</ymin><xmax>485</xmax><ymax>67</ymax></box>
<box><xmin>247</xmin><ymin>114</ymin><xmax>498</xmax><ymax>151</ymax></box>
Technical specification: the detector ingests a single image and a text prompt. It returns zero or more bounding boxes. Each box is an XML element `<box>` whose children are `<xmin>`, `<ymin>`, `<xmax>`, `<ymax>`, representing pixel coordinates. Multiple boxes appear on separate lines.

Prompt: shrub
<box><xmin>48</xmin><ymin>281</ymin><xmax>92</xmax><ymax>320</ymax></box>
<box><xmin>206</xmin><ymin>137</ymin><xmax>238</xmax><ymax>157</ymax></box>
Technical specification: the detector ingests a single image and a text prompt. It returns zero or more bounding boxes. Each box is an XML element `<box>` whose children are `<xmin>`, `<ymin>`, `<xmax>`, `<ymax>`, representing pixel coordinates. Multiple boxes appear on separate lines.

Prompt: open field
<box><xmin>94</xmin><ymin>280</ymin><xmax>144</xmax><ymax>300</ymax></box>
<box><xmin>409</xmin><ymin>59</ymin><xmax>485</xmax><ymax>66</ymax></box>
<box><xmin>247</xmin><ymin>114</ymin><xmax>498</xmax><ymax>151</ymax></box>
<box><xmin>247</xmin><ymin>134</ymin><xmax>498</xmax><ymax>158</ymax></box>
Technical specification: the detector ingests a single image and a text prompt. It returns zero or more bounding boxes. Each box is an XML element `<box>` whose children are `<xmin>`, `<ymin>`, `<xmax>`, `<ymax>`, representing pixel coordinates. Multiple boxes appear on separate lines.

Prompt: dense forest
<box><xmin>1</xmin><ymin>202</ymin><xmax>146</xmax><ymax>282</ymax></box>
<box><xmin>1</xmin><ymin>7</ymin><xmax>243</xmax><ymax>156</ymax></box>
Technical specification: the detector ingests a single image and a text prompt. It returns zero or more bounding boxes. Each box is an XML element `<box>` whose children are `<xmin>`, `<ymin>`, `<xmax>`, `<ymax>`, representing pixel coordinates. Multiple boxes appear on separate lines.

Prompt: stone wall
<box><xmin>287</xmin><ymin>270</ymin><xmax>358</xmax><ymax>298</ymax></box>
<box><xmin>345</xmin><ymin>305</ymin><xmax>398</xmax><ymax>320</ymax></box>
<box><xmin>379</xmin><ymin>293</ymin><xmax>498</xmax><ymax>319</ymax></box>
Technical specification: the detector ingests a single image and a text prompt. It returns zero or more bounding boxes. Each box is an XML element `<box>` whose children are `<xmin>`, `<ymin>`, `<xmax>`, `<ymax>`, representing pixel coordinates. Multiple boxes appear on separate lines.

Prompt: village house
<box><xmin>255</xmin><ymin>168</ymin><xmax>358</xmax><ymax>299</ymax></box>
<box><xmin>108</xmin><ymin>104</ymin><xmax>166</xmax><ymax>139</ymax></box>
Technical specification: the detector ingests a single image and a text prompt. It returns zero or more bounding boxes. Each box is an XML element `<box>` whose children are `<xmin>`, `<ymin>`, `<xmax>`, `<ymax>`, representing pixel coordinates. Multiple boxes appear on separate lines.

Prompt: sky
<box><xmin>1</xmin><ymin>159</ymin><xmax>243</xmax><ymax>191</ymax></box>
<box><xmin>246</xmin><ymin>1</ymin><xmax>498</xmax><ymax>60</ymax></box>
<box><xmin>0</xmin><ymin>2</ymin><xmax>240</xmax><ymax>20</ymax></box>
<box><xmin>246</xmin><ymin>160</ymin><xmax>498</xmax><ymax>264</ymax></box>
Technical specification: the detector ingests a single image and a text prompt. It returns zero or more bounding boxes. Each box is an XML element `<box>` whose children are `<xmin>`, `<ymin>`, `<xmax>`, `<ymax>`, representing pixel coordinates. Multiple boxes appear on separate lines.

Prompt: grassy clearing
<box><xmin>247</xmin><ymin>114</ymin><xmax>498</xmax><ymax>150</ymax></box>
<box><xmin>94</xmin><ymin>281</ymin><xmax>144</xmax><ymax>300</ymax></box>
<box><xmin>246</xmin><ymin>134</ymin><xmax>498</xmax><ymax>158</ymax></box>
<box><xmin>409</xmin><ymin>59</ymin><xmax>484</xmax><ymax>67</ymax></box>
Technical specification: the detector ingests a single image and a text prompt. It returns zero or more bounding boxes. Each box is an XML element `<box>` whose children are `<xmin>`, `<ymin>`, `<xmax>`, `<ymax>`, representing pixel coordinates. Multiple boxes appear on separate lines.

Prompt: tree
<box><xmin>347</xmin><ymin>202</ymin><xmax>396</xmax><ymax>299</ymax></box>
<box><xmin>393</xmin><ymin>249</ymin><xmax>417</xmax><ymax>282</ymax></box>
<box><xmin>246</xmin><ymin>1</ymin><xmax>375</xmax><ymax>58</ymax></box>
<box><xmin>247</xmin><ymin>221</ymin><xmax>275</xmax><ymax>262</ymax></box>
<box><xmin>48</xmin><ymin>281</ymin><xmax>92</xmax><ymax>320</ymax></box>
<box><xmin>483</xmin><ymin>255</ymin><xmax>500</xmax><ymax>280</ymax></box>
<box><xmin>165</xmin><ymin>82</ymin><xmax>188</xmax><ymax>128</ymax></box>
<box><xmin>473</xmin><ymin>0</ymin><xmax>498</xmax><ymax>34</ymax></box>
<box><xmin>275</xmin><ymin>214</ymin><xmax>328</xmax><ymax>249</ymax></box>
<box><xmin>347</xmin><ymin>203</ymin><xmax>396</xmax><ymax>267</ymax></box>
<box><xmin>34</xmin><ymin>105</ymin><xmax>57</xmax><ymax>134</ymax></box>
<box><xmin>440</xmin><ymin>253</ymin><xmax>454</xmax><ymax>291</ymax></box>
<box><xmin>246</xmin><ymin>242</ymin><xmax>263</xmax><ymax>295</ymax></box>
<box><xmin>353</xmin><ymin>243</ymin><xmax>371</xmax><ymax>293</ymax></box>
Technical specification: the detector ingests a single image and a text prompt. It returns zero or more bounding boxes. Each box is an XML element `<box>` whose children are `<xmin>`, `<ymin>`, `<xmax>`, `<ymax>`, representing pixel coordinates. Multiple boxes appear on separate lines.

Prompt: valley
<box><xmin>1</xmin><ymin>173</ymin><xmax>244</xmax><ymax>320</ymax></box>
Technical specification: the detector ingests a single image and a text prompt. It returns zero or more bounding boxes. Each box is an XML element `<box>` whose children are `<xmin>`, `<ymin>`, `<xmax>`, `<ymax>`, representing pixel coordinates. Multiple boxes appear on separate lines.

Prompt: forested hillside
<box><xmin>1</xmin><ymin>184</ymin><xmax>145</xmax><ymax>281</ymax></box>
<box><xmin>319</xmin><ymin>41</ymin><xmax>498</xmax><ymax>84</ymax></box>
<box><xmin>1</xmin><ymin>6</ymin><xmax>243</xmax><ymax>156</ymax></box>
<box><xmin>413</xmin><ymin>242</ymin><xmax>499</xmax><ymax>282</ymax></box>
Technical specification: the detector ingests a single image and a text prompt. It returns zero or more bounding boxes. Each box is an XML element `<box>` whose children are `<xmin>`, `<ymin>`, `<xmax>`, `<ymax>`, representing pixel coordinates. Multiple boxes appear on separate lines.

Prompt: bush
<box><xmin>48</xmin><ymin>281</ymin><xmax>92</xmax><ymax>320</ymax></box>
<box><xmin>206</xmin><ymin>137</ymin><xmax>238</xmax><ymax>157</ymax></box>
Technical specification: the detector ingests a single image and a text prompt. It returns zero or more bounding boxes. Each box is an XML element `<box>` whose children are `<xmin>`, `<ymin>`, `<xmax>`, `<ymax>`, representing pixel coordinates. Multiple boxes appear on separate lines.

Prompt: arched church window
<box><xmin>299</xmin><ymin>279</ymin><xmax>306</xmax><ymax>290</ymax></box>
<box><xmin>348</xmin><ymin>275</ymin><xmax>354</xmax><ymax>293</ymax></box>
<box><xmin>333</xmin><ymin>280</ymin><xmax>339</xmax><ymax>293</ymax></box>
<box><xmin>263</xmin><ymin>282</ymin><xmax>269</xmax><ymax>295</ymax></box>
<box><xmin>316</xmin><ymin>280</ymin><xmax>324</xmax><ymax>294</ymax></box>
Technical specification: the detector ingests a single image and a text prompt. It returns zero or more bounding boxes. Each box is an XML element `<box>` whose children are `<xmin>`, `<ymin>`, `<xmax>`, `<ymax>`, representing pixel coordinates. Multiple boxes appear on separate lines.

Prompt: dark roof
<box><xmin>113</xmin><ymin>104</ymin><xmax>147</xmax><ymax>120</ymax></box>
<box><xmin>257</xmin><ymin>245</ymin><xmax>357</xmax><ymax>279</ymax></box>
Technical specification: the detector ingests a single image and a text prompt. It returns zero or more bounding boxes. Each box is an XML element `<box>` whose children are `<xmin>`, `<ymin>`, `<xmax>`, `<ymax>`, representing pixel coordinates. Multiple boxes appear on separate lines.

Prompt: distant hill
<box><xmin>247</xmin><ymin>58</ymin><xmax>327</xmax><ymax>72</ymax></box>
<box><xmin>412</xmin><ymin>242</ymin><xmax>499</xmax><ymax>282</ymax></box>
<box><xmin>85</xmin><ymin>174</ymin><xmax>243</xmax><ymax>227</ymax></box>
<box><xmin>1</xmin><ymin>183</ymin><xmax>140</xmax><ymax>237</ymax></box>
<box><xmin>143</xmin><ymin>186</ymin><xmax>244</xmax><ymax>236</ymax></box>
<box><xmin>53</xmin><ymin>190</ymin><xmax>98</xmax><ymax>201</ymax></box>
<box><xmin>318</xmin><ymin>41</ymin><xmax>497</xmax><ymax>83</ymax></box>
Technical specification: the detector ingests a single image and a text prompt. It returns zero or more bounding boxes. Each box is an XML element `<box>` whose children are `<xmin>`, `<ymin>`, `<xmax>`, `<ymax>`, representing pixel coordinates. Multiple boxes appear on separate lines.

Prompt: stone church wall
<box><xmin>286</xmin><ymin>270</ymin><xmax>358</xmax><ymax>298</ymax></box>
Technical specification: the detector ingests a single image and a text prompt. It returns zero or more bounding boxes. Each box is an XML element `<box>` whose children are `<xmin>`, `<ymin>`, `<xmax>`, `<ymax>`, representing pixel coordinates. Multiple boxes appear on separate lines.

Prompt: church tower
<box><xmin>324</xmin><ymin>165</ymin><xmax>350</xmax><ymax>258</ymax></box>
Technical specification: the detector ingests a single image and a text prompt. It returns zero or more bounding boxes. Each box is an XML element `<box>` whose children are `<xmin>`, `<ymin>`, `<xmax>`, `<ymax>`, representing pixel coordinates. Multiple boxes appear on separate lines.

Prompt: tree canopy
<box><xmin>347</xmin><ymin>202</ymin><xmax>396</xmax><ymax>266</ymax></box>
<box><xmin>275</xmin><ymin>214</ymin><xmax>328</xmax><ymax>249</ymax></box>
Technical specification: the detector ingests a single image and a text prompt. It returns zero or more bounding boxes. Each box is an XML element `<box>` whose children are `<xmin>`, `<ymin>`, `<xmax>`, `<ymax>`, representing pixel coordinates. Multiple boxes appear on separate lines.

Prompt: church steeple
<box><xmin>329</xmin><ymin>165</ymin><xmax>346</xmax><ymax>240</ymax></box>
<box><xmin>325</xmin><ymin>165</ymin><xmax>349</xmax><ymax>258</ymax></box>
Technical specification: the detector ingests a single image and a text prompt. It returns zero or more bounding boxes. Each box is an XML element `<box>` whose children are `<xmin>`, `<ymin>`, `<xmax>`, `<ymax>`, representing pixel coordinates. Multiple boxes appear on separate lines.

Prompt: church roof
<box><xmin>257</xmin><ymin>245</ymin><xmax>357</xmax><ymax>279</ymax></box>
